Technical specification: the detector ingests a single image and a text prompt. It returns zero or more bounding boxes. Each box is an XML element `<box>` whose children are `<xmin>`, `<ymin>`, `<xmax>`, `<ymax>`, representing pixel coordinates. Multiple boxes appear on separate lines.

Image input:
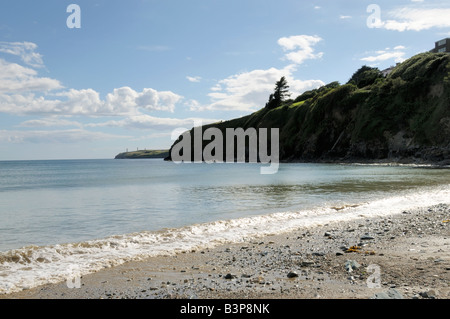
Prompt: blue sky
<box><xmin>0</xmin><ymin>0</ymin><xmax>449</xmax><ymax>160</ymax></box>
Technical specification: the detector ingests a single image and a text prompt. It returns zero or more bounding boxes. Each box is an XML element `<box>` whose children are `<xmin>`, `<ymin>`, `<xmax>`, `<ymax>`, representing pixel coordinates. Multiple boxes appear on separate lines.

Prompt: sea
<box><xmin>0</xmin><ymin>159</ymin><xmax>449</xmax><ymax>294</ymax></box>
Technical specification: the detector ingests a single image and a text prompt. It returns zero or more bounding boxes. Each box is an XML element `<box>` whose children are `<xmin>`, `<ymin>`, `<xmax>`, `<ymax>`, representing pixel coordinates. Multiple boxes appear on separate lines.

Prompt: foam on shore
<box><xmin>1</xmin><ymin>184</ymin><xmax>449</xmax><ymax>295</ymax></box>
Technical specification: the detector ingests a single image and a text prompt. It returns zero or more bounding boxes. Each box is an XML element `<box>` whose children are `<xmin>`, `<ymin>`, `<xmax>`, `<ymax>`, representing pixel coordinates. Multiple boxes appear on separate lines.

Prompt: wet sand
<box><xmin>2</xmin><ymin>204</ymin><xmax>449</xmax><ymax>300</ymax></box>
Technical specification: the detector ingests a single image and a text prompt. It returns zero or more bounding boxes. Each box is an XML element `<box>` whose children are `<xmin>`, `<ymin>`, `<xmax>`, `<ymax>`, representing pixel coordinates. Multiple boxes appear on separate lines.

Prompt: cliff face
<box><xmin>166</xmin><ymin>53</ymin><xmax>450</xmax><ymax>165</ymax></box>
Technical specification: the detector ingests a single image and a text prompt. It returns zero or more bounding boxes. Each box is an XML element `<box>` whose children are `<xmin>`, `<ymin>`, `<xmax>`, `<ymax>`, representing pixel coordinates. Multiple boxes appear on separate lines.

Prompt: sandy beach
<box><xmin>2</xmin><ymin>203</ymin><xmax>449</xmax><ymax>300</ymax></box>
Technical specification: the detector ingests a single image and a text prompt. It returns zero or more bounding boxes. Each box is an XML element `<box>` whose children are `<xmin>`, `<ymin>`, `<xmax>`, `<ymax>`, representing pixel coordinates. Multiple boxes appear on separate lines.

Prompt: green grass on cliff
<box><xmin>168</xmin><ymin>52</ymin><xmax>450</xmax><ymax>161</ymax></box>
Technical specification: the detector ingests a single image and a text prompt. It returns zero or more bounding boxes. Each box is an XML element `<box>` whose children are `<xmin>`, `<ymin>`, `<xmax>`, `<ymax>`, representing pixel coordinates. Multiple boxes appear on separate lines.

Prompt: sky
<box><xmin>0</xmin><ymin>0</ymin><xmax>449</xmax><ymax>160</ymax></box>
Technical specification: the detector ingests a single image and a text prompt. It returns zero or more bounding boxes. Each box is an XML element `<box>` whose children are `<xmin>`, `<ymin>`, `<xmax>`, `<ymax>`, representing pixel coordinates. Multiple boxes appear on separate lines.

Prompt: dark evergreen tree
<box><xmin>266</xmin><ymin>76</ymin><xmax>291</xmax><ymax>109</ymax></box>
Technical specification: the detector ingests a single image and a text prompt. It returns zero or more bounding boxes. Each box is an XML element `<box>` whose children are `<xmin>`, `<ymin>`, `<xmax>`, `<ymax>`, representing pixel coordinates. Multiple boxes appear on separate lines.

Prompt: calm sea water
<box><xmin>0</xmin><ymin>159</ymin><xmax>449</xmax><ymax>294</ymax></box>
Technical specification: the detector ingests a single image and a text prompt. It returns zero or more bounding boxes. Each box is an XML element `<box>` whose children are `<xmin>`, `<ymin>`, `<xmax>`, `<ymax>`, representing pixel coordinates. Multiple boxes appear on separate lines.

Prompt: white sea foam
<box><xmin>0</xmin><ymin>184</ymin><xmax>449</xmax><ymax>295</ymax></box>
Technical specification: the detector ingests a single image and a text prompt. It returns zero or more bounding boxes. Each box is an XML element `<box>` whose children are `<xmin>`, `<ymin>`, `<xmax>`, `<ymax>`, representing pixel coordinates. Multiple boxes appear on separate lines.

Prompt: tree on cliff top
<box><xmin>266</xmin><ymin>76</ymin><xmax>291</xmax><ymax>109</ymax></box>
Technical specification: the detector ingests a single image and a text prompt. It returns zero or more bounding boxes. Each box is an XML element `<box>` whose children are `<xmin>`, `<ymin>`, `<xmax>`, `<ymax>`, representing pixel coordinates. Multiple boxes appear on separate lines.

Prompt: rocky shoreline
<box><xmin>280</xmin><ymin>153</ymin><xmax>450</xmax><ymax>167</ymax></box>
<box><xmin>2</xmin><ymin>204</ymin><xmax>449</xmax><ymax>300</ymax></box>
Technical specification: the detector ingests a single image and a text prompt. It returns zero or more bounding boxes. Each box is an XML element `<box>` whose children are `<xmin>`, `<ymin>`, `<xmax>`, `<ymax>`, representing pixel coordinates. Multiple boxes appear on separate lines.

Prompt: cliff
<box><xmin>167</xmin><ymin>52</ymin><xmax>450</xmax><ymax>165</ymax></box>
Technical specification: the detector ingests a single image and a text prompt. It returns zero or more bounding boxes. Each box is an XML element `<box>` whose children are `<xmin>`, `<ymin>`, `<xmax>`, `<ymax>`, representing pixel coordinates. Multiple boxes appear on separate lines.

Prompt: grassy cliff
<box><xmin>167</xmin><ymin>52</ymin><xmax>450</xmax><ymax>164</ymax></box>
<box><xmin>115</xmin><ymin>149</ymin><xmax>169</xmax><ymax>159</ymax></box>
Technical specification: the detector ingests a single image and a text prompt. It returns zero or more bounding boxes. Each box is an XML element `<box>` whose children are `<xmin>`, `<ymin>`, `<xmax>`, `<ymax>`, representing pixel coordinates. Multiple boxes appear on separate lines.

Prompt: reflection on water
<box><xmin>0</xmin><ymin>159</ymin><xmax>448</xmax><ymax>251</ymax></box>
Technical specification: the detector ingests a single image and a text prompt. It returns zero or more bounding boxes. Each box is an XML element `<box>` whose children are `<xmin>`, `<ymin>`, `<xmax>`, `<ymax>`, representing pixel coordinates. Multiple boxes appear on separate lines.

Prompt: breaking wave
<box><xmin>1</xmin><ymin>185</ymin><xmax>449</xmax><ymax>295</ymax></box>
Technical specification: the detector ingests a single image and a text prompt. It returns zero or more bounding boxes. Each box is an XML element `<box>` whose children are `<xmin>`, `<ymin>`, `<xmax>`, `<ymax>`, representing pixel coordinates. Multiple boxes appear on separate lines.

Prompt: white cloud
<box><xmin>0</xmin><ymin>93</ymin><xmax>60</xmax><ymax>115</ymax></box>
<box><xmin>103</xmin><ymin>87</ymin><xmax>138</xmax><ymax>114</ymax></box>
<box><xmin>0</xmin><ymin>89</ymin><xmax>182</xmax><ymax>117</ymax></box>
<box><xmin>191</xmin><ymin>35</ymin><xmax>325</xmax><ymax>112</ymax></box>
<box><xmin>207</xmin><ymin>68</ymin><xmax>285</xmax><ymax>111</ymax></box>
<box><xmin>340</xmin><ymin>15</ymin><xmax>352</xmax><ymax>19</ymax></box>
<box><xmin>185</xmin><ymin>99</ymin><xmax>203</xmax><ymax>111</ymax></box>
<box><xmin>138</xmin><ymin>89</ymin><xmax>182</xmax><ymax>112</ymax></box>
<box><xmin>19</xmin><ymin>117</ymin><xmax>83</xmax><ymax>128</ymax></box>
<box><xmin>87</xmin><ymin>114</ymin><xmax>220</xmax><ymax>130</ymax></box>
<box><xmin>195</xmin><ymin>65</ymin><xmax>324</xmax><ymax>112</ymax></box>
<box><xmin>186</xmin><ymin>76</ymin><xmax>202</xmax><ymax>83</ymax></box>
<box><xmin>0</xmin><ymin>59</ymin><xmax>62</xmax><ymax>93</ymax></box>
<box><xmin>55</xmin><ymin>89</ymin><xmax>104</xmax><ymax>115</ymax></box>
<box><xmin>278</xmin><ymin>35</ymin><xmax>323</xmax><ymax>65</ymax></box>
<box><xmin>210</xmin><ymin>84</ymin><xmax>222</xmax><ymax>92</ymax></box>
<box><xmin>380</xmin><ymin>7</ymin><xmax>450</xmax><ymax>32</ymax></box>
<box><xmin>0</xmin><ymin>129</ymin><xmax>123</xmax><ymax>144</ymax></box>
<box><xmin>103</xmin><ymin>87</ymin><xmax>182</xmax><ymax>114</ymax></box>
<box><xmin>0</xmin><ymin>41</ymin><xmax>44</xmax><ymax>68</ymax></box>
<box><xmin>0</xmin><ymin>41</ymin><xmax>183</xmax><ymax>118</ymax></box>
<box><xmin>0</xmin><ymin>82</ymin><xmax>182</xmax><ymax>117</ymax></box>
<box><xmin>361</xmin><ymin>47</ymin><xmax>407</xmax><ymax>64</ymax></box>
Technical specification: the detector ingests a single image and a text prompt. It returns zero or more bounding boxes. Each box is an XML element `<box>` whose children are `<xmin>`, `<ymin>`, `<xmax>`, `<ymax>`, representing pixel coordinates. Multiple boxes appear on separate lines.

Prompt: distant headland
<box><xmin>115</xmin><ymin>149</ymin><xmax>169</xmax><ymax>159</ymax></box>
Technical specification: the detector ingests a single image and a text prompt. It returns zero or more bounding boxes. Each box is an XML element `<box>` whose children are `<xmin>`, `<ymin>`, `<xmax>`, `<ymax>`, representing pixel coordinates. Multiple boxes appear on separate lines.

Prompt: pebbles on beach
<box><xmin>371</xmin><ymin>288</ymin><xmax>404</xmax><ymax>299</ymax></box>
<box><xmin>2</xmin><ymin>203</ymin><xmax>449</xmax><ymax>300</ymax></box>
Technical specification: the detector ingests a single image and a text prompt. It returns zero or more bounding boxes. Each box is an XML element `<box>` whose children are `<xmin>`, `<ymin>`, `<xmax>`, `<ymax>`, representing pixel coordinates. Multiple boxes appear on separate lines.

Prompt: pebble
<box><xmin>419</xmin><ymin>290</ymin><xmax>437</xmax><ymax>299</ymax></box>
<box><xmin>250</xmin><ymin>276</ymin><xmax>266</xmax><ymax>284</ymax></box>
<box><xmin>345</xmin><ymin>260</ymin><xmax>361</xmax><ymax>272</ymax></box>
<box><xmin>18</xmin><ymin>203</ymin><xmax>448</xmax><ymax>300</ymax></box>
<box><xmin>312</xmin><ymin>252</ymin><xmax>326</xmax><ymax>257</ymax></box>
<box><xmin>301</xmin><ymin>260</ymin><xmax>315</xmax><ymax>267</ymax></box>
<box><xmin>371</xmin><ymin>288</ymin><xmax>404</xmax><ymax>299</ymax></box>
